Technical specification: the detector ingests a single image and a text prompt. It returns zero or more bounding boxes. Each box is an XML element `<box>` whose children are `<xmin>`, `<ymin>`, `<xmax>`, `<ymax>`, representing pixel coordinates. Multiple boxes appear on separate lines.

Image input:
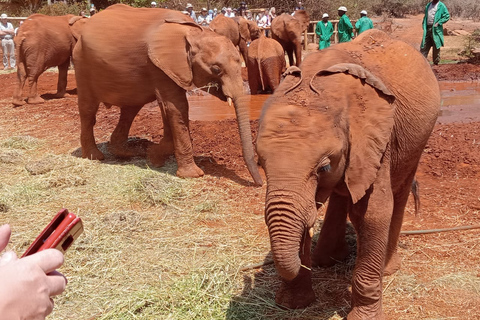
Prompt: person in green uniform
<box><xmin>420</xmin><ymin>0</ymin><xmax>450</xmax><ymax>65</ymax></box>
<box><xmin>315</xmin><ymin>13</ymin><xmax>334</xmax><ymax>50</ymax></box>
<box><xmin>355</xmin><ymin>10</ymin><xmax>374</xmax><ymax>35</ymax></box>
<box><xmin>337</xmin><ymin>6</ymin><xmax>353</xmax><ymax>43</ymax></box>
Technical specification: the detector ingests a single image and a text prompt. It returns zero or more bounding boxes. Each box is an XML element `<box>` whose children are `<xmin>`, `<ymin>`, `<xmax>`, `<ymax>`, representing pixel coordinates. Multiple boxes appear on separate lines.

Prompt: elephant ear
<box><xmin>69</xmin><ymin>16</ymin><xmax>88</xmax><ymax>40</ymax></box>
<box><xmin>282</xmin><ymin>66</ymin><xmax>303</xmax><ymax>94</ymax></box>
<box><xmin>315</xmin><ymin>63</ymin><xmax>396</xmax><ymax>203</ymax></box>
<box><xmin>147</xmin><ymin>21</ymin><xmax>201</xmax><ymax>90</ymax></box>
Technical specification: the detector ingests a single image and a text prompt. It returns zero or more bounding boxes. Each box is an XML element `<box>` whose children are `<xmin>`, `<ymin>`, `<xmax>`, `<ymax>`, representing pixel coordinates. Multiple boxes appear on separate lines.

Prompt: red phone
<box><xmin>22</xmin><ymin>209</ymin><xmax>83</xmax><ymax>258</ymax></box>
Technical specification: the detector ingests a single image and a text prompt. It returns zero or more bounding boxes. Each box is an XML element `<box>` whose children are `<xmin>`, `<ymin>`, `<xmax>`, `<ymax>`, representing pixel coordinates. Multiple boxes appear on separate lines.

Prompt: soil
<box><xmin>1</xmin><ymin>14</ymin><xmax>479</xmax><ymax>319</ymax></box>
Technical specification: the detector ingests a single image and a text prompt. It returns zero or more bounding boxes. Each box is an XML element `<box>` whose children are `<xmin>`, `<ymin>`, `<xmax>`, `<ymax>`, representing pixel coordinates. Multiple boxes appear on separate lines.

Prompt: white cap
<box><xmin>322</xmin><ymin>13</ymin><xmax>329</xmax><ymax>18</ymax></box>
<box><xmin>186</xmin><ymin>3</ymin><xmax>193</xmax><ymax>8</ymax></box>
<box><xmin>201</xmin><ymin>7</ymin><xmax>207</xmax><ymax>11</ymax></box>
<box><xmin>151</xmin><ymin>1</ymin><xmax>156</xmax><ymax>5</ymax></box>
<box><xmin>361</xmin><ymin>10</ymin><xmax>367</xmax><ymax>15</ymax></box>
<box><xmin>338</xmin><ymin>6</ymin><xmax>347</xmax><ymax>12</ymax></box>
<box><xmin>0</xmin><ymin>13</ymin><xmax>7</xmax><ymax>19</ymax></box>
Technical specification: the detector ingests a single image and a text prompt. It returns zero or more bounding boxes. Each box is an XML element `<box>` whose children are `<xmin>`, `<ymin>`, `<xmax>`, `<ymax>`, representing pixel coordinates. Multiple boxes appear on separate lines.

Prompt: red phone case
<box><xmin>22</xmin><ymin>209</ymin><xmax>83</xmax><ymax>258</ymax></box>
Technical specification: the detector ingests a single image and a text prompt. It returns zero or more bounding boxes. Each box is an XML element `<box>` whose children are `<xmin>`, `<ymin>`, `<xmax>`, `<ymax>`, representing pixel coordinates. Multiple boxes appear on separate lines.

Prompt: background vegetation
<box><xmin>1</xmin><ymin>0</ymin><xmax>480</xmax><ymax>20</ymax></box>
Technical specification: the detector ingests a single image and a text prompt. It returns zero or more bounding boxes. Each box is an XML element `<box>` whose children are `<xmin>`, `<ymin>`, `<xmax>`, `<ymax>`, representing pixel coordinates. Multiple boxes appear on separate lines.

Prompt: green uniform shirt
<box><xmin>338</xmin><ymin>14</ymin><xmax>353</xmax><ymax>43</ymax></box>
<box><xmin>421</xmin><ymin>1</ymin><xmax>450</xmax><ymax>49</ymax></box>
<box><xmin>315</xmin><ymin>20</ymin><xmax>334</xmax><ymax>50</ymax></box>
<box><xmin>355</xmin><ymin>16</ymin><xmax>373</xmax><ymax>35</ymax></box>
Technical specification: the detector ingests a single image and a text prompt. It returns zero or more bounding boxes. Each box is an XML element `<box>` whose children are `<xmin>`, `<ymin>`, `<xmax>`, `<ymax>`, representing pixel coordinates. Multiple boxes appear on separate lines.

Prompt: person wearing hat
<box><xmin>315</xmin><ymin>13</ymin><xmax>334</xmax><ymax>50</ymax></box>
<box><xmin>197</xmin><ymin>8</ymin><xmax>211</xmax><ymax>26</ymax></box>
<box><xmin>0</xmin><ymin>13</ymin><xmax>15</xmax><ymax>70</ymax></box>
<box><xmin>420</xmin><ymin>0</ymin><xmax>450</xmax><ymax>65</ymax></box>
<box><xmin>337</xmin><ymin>6</ymin><xmax>353</xmax><ymax>43</ymax></box>
<box><xmin>186</xmin><ymin>3</ymin><xmax>196</xmax><ymax>21</ymax></box>
<box><xmin>355</xmin><ymin>10</ymin><xmax>373</xmax><ymax>35</ymax></box>
<box><xmin>150</xmin><ymin>1</ymin><xmax>157</xmax><ymax>8</ymax></box>
<box><xmin>225</xmin><ymin>7</ymin><xmax>235</xmax><ymax>18</ymax></box>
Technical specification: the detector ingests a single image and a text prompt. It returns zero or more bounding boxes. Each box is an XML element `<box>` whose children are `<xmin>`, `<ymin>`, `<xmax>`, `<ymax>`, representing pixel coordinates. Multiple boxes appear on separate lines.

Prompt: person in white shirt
<box><xmin>197</xmin><ymin>8</ymin><xmax>211</xmax><ymax>26</ymax></box>
<box><xmin>0</xmin><ymin>13</ymin><xmax>15</xmax><ymax>70</ymax></box>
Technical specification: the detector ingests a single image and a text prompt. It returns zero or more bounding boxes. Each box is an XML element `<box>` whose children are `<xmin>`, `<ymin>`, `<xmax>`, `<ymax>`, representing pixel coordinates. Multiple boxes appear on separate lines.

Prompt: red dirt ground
<box><xmin>0</xmin><ymin>14</ymin><xmax>479</xmax><ymax>318</ymax></box>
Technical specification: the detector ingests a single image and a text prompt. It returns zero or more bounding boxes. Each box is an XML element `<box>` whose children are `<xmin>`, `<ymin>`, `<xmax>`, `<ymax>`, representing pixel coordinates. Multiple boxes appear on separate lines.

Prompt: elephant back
<box><xmin>210</xmin><ymin>14</ymin><xmax>241</xmax><ymax>46</ymax></box>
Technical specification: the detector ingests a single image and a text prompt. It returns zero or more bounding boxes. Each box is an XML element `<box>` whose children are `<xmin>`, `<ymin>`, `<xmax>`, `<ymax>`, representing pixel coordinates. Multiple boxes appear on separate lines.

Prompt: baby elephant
<box><xmin>247</xmin><ymin>36</ymin><xmax>286</xmax><ymax>94</ymax></box>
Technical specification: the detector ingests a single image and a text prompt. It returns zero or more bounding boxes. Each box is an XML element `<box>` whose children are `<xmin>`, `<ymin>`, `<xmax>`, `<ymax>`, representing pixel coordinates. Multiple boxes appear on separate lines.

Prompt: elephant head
<box><xmin>145</xmin><ymin>20</ymin><xmax>263</xmax><ymax>185</ymax></box>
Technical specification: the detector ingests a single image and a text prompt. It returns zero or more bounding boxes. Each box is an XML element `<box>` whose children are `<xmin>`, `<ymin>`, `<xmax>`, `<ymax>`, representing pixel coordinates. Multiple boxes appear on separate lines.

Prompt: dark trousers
<box><xmin>420</xmin><ymin>26</ymin><xmax>440</xmax><ymax>65</ymax></box>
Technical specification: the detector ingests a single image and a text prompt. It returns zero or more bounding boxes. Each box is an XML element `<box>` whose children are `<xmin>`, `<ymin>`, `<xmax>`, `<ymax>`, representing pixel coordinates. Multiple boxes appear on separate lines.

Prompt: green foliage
<box><xmin>460</xmin><ymin>29</ymin><xmax>480</xmax><ymax>63</ymax></box>
<box><xmin>37</xmin><ymin>2</ymin><xmax>86</xmax><ymax>16</ymax></box>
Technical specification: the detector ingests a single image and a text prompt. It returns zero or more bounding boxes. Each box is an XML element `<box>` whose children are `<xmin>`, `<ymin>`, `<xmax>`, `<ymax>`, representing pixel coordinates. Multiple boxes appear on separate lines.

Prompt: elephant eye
<box><xmin>211</xmin><ymin>65</ymin><xmax>222</xmax><ymax>75</ymax></box>
<box><xmin>319</xmin><ymin>164</ymin><xmax>331</xmax><ymax>172</ymax></box>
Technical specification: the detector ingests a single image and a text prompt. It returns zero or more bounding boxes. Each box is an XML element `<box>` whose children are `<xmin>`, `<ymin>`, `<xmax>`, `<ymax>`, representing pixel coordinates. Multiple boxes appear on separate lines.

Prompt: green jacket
<box><xmin>315</xmin><ymin>20</ymin><xmax>334</xmax><ymax>50</ymax></box>
<box><xmin>338</xmin><ymin>14</ymin><xmax>353</xmax><ymax>43</ymax></box>
<box><xmin>355</xmin><ymin>16</ymin><xmax>373</xmax><ymax>35</ymax></box>
<box><xmin>421</xmin><ymin>1</ymin><xmax>450</xmax><ymax>49</ymax></box>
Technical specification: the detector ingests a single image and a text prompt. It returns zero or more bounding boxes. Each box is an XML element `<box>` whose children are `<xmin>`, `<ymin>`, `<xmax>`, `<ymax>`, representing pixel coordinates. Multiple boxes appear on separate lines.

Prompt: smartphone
<box><xmin>22</xmin><ymin>209</ymin><xmax>83</xmax><ymax>258</ymax></box>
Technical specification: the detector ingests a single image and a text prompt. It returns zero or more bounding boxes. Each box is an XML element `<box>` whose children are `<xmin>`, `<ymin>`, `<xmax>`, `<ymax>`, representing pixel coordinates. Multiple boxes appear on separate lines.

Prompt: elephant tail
<box><xmin>411</xmin><ymin>177</ymin><xmax>420</xmax><ymax>216</ymax></box>
<box><xmin>257</xmin><ymin>36</ymin><xmax>266</xmax><ymax>91</ymax></box>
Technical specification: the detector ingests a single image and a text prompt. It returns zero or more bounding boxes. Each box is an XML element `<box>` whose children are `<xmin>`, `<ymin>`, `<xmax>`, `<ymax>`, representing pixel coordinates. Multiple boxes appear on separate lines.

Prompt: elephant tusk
<box><xmin>227</xmin><ymin>97</ymin><xmax>233</xmax><ymax>107</ymax></box>
<box><xmin>309</xmin><ymin>228</ymin><xmax>314</xmax><ymax>238</ymax></box>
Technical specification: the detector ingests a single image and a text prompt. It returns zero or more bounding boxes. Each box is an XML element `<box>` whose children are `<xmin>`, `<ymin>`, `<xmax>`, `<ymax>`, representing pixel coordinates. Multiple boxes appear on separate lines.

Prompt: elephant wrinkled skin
<box><xmin>256</xmin><ymin>30</ymin><xmax>440</xmax><ymax>319</ymax></box>
<box><xmin>247</xmin><ymin>35</ymin><xmax>286</xmax><ymax>94</ymax></box>
<box><xmin>12</xmin><ymin>14</ymin><xmax>88</xmax><ymax>106</ymax></box>
<box><xmin>73</xmin><ymin>4</ymin><xmax>262</xmax><ymax>185</ymax></box>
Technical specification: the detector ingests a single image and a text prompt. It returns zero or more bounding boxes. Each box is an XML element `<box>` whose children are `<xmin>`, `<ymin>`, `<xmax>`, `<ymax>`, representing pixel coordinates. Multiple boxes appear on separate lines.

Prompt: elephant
<box><xmin>247</xmin><ymin>35</ymin><xmax>286</xmax><ymax>94</ymax></box>
<box><xmin>12</xmin><ymin>14</ymin><xmax>88</xmax><ymax>106</ymax></box>
<box><xmin>255</xmin><ymin>29</ymin><xmax>440</xmax><ymax>319</ymax></box>
<box><xmin>73</xmin><ymin>4</ymin><xmax>262</xmax><ymax>186</ymax></box>
<box><xmin>271</xmin><ymin>10</ymin><xmax>310</xmax><ymax>67</ymax></box>
<box><xmin>209</xmin><ymin>15</ymin><xmax>261</xmax><ymax>64</ymax></box>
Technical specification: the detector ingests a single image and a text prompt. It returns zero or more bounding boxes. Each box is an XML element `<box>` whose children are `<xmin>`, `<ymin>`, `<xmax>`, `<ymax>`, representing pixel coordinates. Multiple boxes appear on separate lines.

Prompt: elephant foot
<box><xmin>383</xmin><ymin>251</ymin><xmax>402</xmax><ymax>276</ymax></box>
<box><xmin>54</xmin><ymin>92</ymin><xmax>68</xmax><ymax>98</ymax></box>
<box><xmin>312</xmin><ymin>238</ymin><xmax>349</xmax><ymax>267</ymax></box>
<box><xmin>82</xmin><ymin>147</ymin><xmax>105</xmax><ymax>161</ymax></box>
<box><xmin>176</xmin><ymin>163</ymin><xmax>204</xmax><ymax>179</ymax></box>
<box><xmin>27</xmin><ymin>96</ymin><xmax>45</xmax><ymax>104</ymax></box>
<box><xmin>12</xmin><ymin>99</ymin><xmax>26</xmax><ymax>106</ymax></box>
<box><xmin>348</xmin><ymin>303</ymin><xmax>385</xmax><ymax>320</ymax></box>
<box><xmin>147</xmin><ymin>141</ymin><xmax>174</xmax><ymax>168</ymax></box>
<box><xmin>275</xmin><ymin>268</ymin><xmax>315</xmax><ymax>309</ymax></box>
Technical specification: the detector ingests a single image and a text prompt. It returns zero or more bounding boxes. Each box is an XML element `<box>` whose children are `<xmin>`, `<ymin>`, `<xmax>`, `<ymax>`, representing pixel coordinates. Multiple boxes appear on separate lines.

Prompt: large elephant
<box><xmin>209</xmin><ymin>15</ymin><xmax>261</xmax><ymax>64</ymax></box>
<box><xmin>73</xmin><ymin>4</ymin><xmax>262</xmax><ymax>186</ymax></box>
<box><xmin>12</xmin><ymin>14</ymin><xmax>88</xmax><ymax>106</ymax></box>
<box><xmin>255</xmin><ymin>29</ymin><xmax>440</xmax><ymax>318</ymax></box>
<box><xmin>271</xmin><ymin>10</ymin><xmax>310</xmax><ymax>67</ymax></box>
<box><xmin>247</xmin><ymin>35</ymin><xmax>286</xmax><ymax>94</ymax></box>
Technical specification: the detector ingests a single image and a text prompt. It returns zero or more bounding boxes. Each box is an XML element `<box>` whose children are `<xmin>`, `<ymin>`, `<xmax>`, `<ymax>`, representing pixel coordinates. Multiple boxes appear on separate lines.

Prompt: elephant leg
<box><xmin>286</xmin><ymin>45</ymin><xmax>295</xmax><ymax>68</ymax></box>
<box><xmin>12</xmin><ymin>63</ymin><xmax>27</xmax><ymax>106</ymax></box>
<box><xmin>55</xmin><ymin>59</ymin><xmax>70</xmax><ymax>98</ymax></box>
<box><xmin>109</xmin><ymin>104</ymin><xmax>146</xmax><ymax>158</ymax></box>
<box><xmin>312</xmin><ymin>192</ymin><xmax>349</xmax><ymax>267</ymax></box>
<box><xmin>150</xmin><ymin>86</ymin><xmax>203</xmax><ymax>178</ymax></box>
<box><xmin>383</xmin><ymin>170</ymin><xmax>417</xmax><ymax>276</ymax></box>
<box><xmin>347</xmin><ymin>162</ymin><xmax>392</xmax><ymax>320</ymax></box>
<box><xmin>79</xmin><ymin>96</ymin><xmax>104</xmax><ymax>160</ymax></box>
<box><xmin>148</xmin><ymin>99</ymin><xmax>175</xmax><ymax>167</ymax></box>
<box><xmin>247</xmin><ymin>58</ymin><xmax>259</xmax><ymax>95</ymax></box>
<box><xmin>275</xmin><ymin>229</ymin><xmax>315</xmax><ymax>309</ymax></box>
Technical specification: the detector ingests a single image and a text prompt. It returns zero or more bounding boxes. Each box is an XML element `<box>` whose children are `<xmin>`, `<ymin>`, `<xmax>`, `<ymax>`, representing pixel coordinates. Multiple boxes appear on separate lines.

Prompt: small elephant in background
<box><xmin>12</xmin><ymin>14</ymin><xmax>88</xmax><ymax>106</ymax></box>
<box><xmin>256</xmin><ymin>30</ymin><xmax>440</xmax><ymax>319</ymax></box>
<box><xmin>271</xmin><ymin>10</ymin><xmax>310</xmax><ymax>67</ymax></box>
<box><xmin>209</xmin><ymin>15</ymin><xmax>261</xmax><ymax>64</ymax></box>
<box><xmin>247</xmin><ymin>35</ymin><xmax>286</xmax><ymax>94</ymax></box>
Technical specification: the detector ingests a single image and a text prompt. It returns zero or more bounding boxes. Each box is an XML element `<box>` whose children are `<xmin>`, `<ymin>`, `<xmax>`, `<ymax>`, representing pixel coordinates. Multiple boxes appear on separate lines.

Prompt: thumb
<box><xmin>0</xmin><ymin>250</ymin><xmax>18</xmax><ymax>267</ymax></box>
<box><xmin>0</xmin><ymin>224</ymin><xmax>11</xmax><ymax>251</ymax></box>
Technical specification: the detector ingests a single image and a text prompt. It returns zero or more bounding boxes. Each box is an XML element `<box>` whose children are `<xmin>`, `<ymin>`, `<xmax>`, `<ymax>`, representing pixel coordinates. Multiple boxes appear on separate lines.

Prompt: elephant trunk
<box><xmin>265</xmin><ymin>190</ymin><xmax>310</xmax><ymax>281</ymax></box>
<box><xmin>233</xmin><ymin>95</ymin><xmax>263</xmax><ymax>186</ymax></box>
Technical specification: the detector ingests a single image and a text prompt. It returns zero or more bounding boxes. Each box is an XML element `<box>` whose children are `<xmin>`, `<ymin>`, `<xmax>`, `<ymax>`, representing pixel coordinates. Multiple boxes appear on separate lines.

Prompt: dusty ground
<box><xmin>0</xmin><ymin>14</ymin><xmax>479</xmax><ymax>319</ymax></box>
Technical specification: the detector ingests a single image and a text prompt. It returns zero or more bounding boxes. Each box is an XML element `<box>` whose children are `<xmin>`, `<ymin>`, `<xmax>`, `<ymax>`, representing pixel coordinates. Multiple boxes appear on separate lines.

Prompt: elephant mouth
<box><xmin>196</xmin><ymin>82</ymin><xmax>228</xmax><ymax>102</ymax></box>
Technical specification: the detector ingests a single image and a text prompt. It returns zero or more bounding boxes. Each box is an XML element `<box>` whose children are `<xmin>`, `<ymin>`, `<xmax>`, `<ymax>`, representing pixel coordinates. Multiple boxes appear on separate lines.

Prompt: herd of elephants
<box><xmin>11</xmin><ymin>4</ymin><xmax>441</xmax><ymax>319</ymax></box>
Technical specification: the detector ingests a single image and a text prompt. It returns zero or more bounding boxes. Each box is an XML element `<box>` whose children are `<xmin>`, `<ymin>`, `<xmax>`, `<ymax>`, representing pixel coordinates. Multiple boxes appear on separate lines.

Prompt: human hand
<box><xmin>434</xmin><ymin>23</ymin><xmax>439</xmax><ymax>27</ymax></box>
<box><xmin>0</xmin><ymin>224</ymin><xmax>67</xmax><ymax>320</ymax></box>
